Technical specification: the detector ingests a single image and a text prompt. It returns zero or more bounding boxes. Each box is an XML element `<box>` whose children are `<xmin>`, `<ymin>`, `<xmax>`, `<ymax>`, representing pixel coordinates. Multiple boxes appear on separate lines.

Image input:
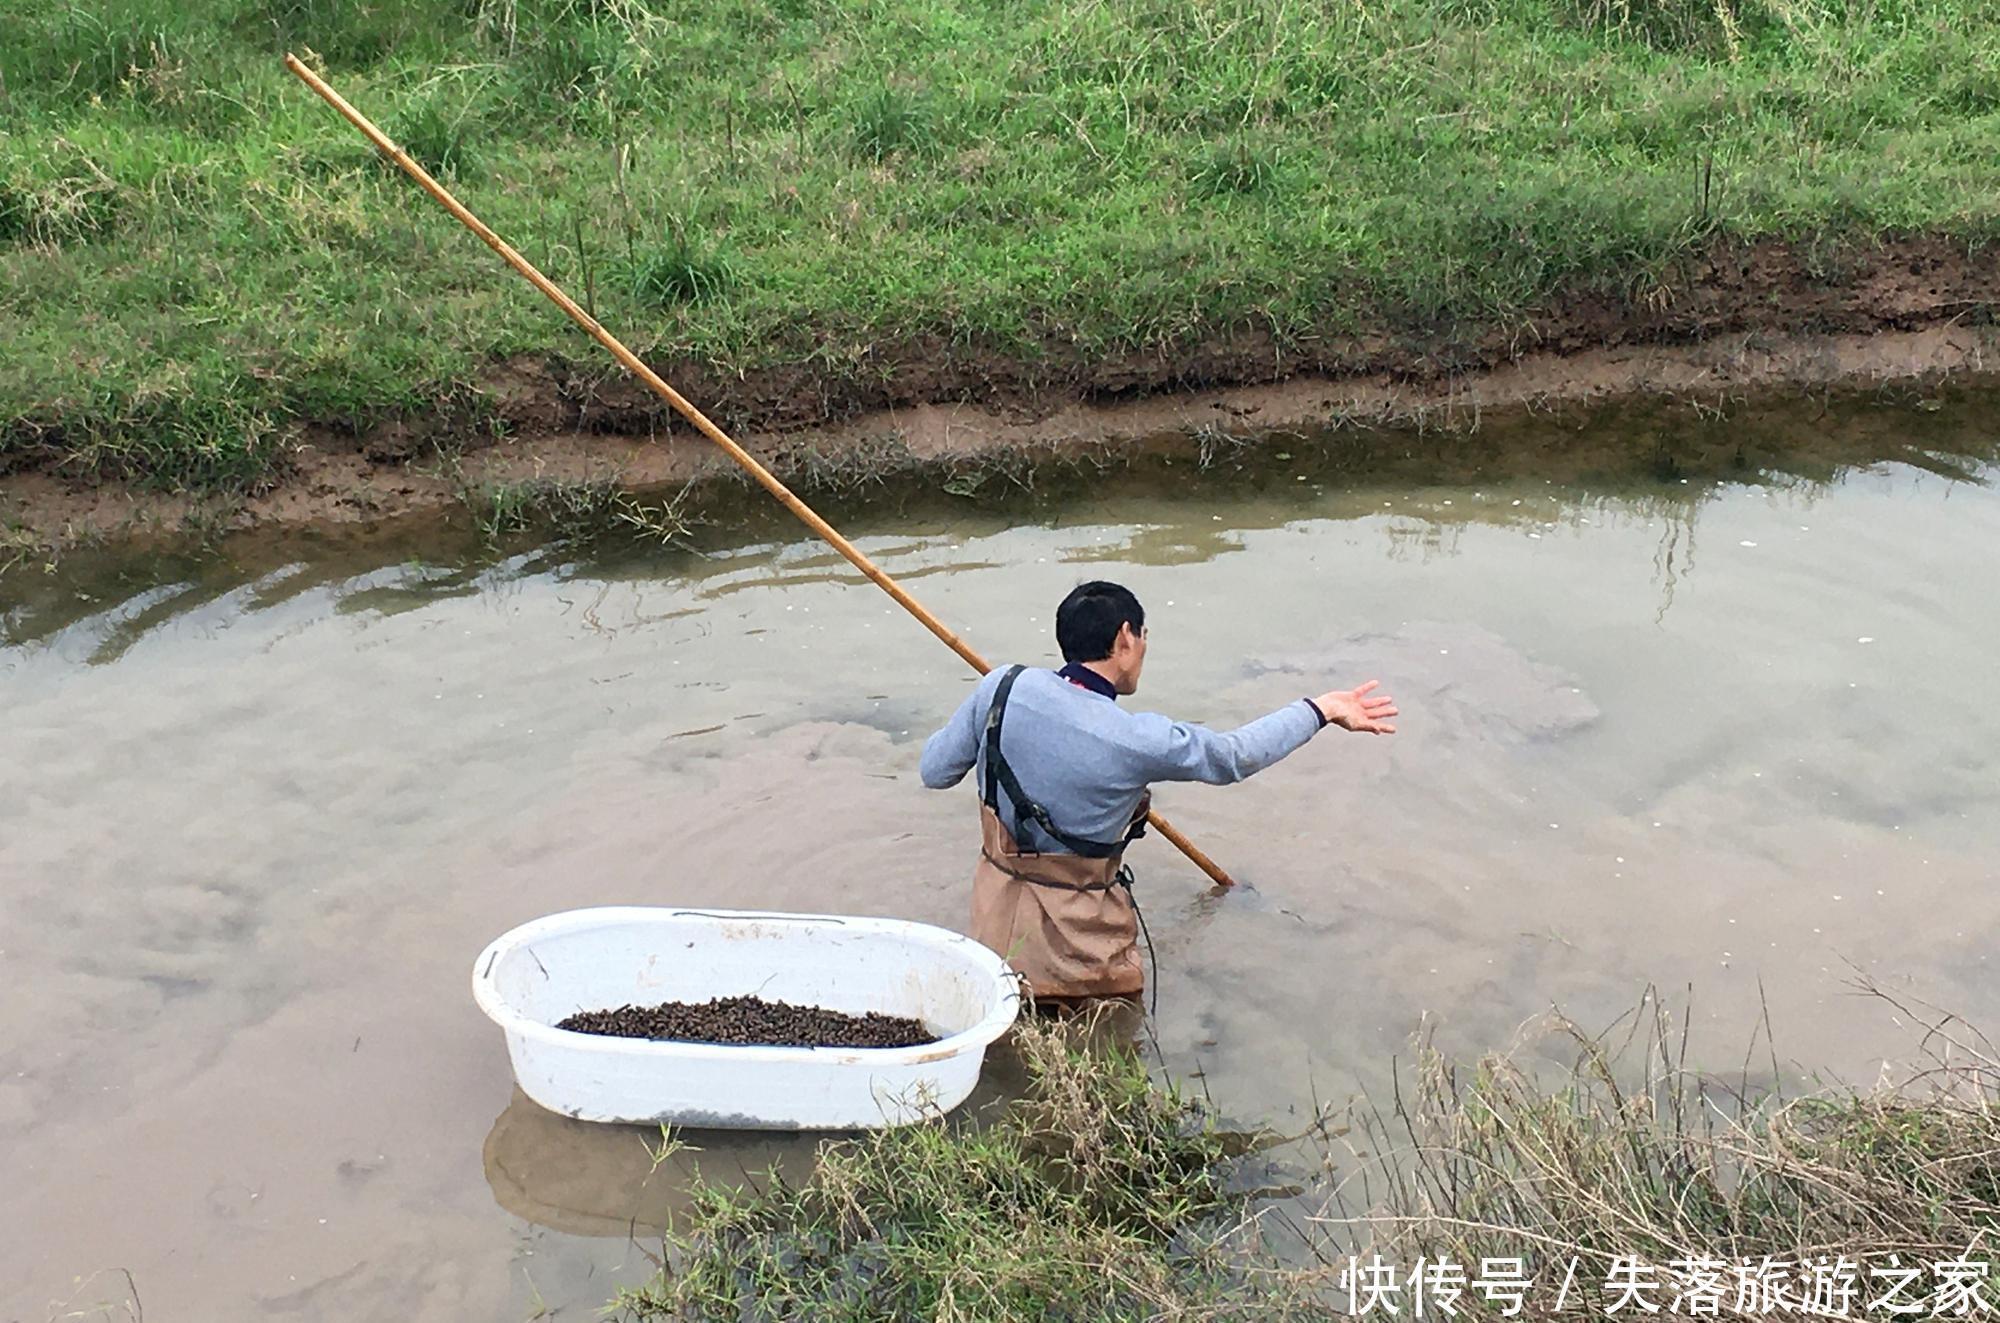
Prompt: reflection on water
<box><xmin>482</xmin><ymin>1089</ymin><xmax>827</xmax><ymax>1239</ymax></box>
<box><xmin>480</xmin><ymin>1009</ymin><xmax>1129</xmax><ymax>1240</ymax></box>
<box><xmin>2</xmin><ymin>393</ymin><xmax>1998</xmax><ymax>1322</ymax></box>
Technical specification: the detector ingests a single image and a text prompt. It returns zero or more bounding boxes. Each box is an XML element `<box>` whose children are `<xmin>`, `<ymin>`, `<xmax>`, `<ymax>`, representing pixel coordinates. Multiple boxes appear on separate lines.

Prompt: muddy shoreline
<box><xmin>3</xmin><ymin>262</ymin><xmax>1995</xmax><ymax>557</ymax></box>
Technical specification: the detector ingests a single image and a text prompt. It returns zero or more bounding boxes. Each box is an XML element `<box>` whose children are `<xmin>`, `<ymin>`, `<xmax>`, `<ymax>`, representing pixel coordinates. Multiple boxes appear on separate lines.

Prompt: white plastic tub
<box><xmin>471</xmin><ymin>906</ymin><xmax>1021</xmax><ymax>1130</ymax></box>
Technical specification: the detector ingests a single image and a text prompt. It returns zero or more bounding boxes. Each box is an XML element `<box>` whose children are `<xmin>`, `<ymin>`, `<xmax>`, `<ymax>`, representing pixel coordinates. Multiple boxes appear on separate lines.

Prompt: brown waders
<box><xmin>967</xmin><ymin>666</ymin><xmax>1151</xmax><ymax>1000</ymax></box>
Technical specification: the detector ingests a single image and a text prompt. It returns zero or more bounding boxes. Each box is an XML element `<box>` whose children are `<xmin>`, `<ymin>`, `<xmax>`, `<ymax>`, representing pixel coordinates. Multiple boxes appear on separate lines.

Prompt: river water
<box><xmin>3</xmin><ymin>395</ymin><xmax>1997</xmax><ymax>1320</ymax></box>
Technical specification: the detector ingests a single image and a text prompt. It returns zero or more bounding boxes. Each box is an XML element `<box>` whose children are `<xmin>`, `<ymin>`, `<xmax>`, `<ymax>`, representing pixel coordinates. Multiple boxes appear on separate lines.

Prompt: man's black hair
<box><xmin>1055</xmin><ymin>581</ymin><xmax>1145</xmax><ymax>663</ymax></box>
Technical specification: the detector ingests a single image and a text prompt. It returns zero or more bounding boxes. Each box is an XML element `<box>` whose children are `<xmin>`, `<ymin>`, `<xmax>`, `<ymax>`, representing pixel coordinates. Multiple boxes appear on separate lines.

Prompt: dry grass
<box><xmin>1312</xmin><ymin>980</ymin><xmax>2000</xmax><ymax>1316</ymax></box>
<box><xmin>613</xmin><ymin>988</ymin><xmax>2000</xmax><ymax>1320</ymax></box>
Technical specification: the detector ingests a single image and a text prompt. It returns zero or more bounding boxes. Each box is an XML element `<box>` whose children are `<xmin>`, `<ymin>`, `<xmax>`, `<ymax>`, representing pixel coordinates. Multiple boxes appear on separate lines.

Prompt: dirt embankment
<box><xmin>3</xmin><ymin>236</ymin><xmax>1995</xmax><ymax>547</ymax></box>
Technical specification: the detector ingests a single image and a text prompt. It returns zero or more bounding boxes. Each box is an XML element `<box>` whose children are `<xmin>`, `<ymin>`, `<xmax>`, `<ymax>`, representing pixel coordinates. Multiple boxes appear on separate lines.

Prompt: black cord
<box><xmin>1117</xmin><ymin>866</ymin><xmax>1159</xmax><ymax>1017</ymax></box>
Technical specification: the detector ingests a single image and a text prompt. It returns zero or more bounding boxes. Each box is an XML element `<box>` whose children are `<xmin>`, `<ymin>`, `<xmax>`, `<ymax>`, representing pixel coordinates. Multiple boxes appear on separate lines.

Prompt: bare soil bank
<box><xmin>3</xmin><ymin>237</ymin><xmax>1994</xmax><ymax>551</ymax></box>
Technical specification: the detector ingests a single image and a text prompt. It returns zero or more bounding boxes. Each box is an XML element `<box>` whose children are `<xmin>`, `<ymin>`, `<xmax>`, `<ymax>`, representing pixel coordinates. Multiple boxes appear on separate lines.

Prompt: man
<box><xmin>920</xmin><ymin>580</ymin><xmax>1398</xmax><ymax>1001</ymax></box>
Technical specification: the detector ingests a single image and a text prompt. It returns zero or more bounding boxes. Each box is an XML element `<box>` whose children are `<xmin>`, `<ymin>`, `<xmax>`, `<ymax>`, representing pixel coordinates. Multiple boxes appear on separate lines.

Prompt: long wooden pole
<box><xmin>284</xmin><ymin>54</ymin><xmax>1238</xmax><ymax>889</ymax></box>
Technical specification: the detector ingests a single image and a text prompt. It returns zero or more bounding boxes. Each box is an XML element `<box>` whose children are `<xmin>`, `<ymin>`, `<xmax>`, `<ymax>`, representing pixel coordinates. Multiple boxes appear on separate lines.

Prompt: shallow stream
<box><xmin>4</xmin><ymin>393</ymin><xmax>1997</xmax><ymax>1320</ymax></box>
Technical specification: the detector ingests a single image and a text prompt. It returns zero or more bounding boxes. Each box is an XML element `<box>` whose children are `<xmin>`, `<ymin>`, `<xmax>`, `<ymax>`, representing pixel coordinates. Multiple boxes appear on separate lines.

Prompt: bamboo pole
<box><xmin>282</xmin><ymin>53</ymin><xmax>1237</xmax><ymax>889</ymax></box>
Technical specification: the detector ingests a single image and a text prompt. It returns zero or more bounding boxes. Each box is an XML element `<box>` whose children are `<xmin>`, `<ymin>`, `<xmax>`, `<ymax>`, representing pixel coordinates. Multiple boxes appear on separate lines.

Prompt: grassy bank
<box><xmin>3</xmin><ymin>0</ymin><xmax>1999</xmax><ymax>490</ymax></box>
<box><xmin>623</xmin><ymin>1008</ymin><xmax>2000</xmax><ymax>1320</ymax></box>
<box><xmin>615</xmin><ymin>1020</ymin><xmax>1255</xmax><ymax>1320</ymax></box>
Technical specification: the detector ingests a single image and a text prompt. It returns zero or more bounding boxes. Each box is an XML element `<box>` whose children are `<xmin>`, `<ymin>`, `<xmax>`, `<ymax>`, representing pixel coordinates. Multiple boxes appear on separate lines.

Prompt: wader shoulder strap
<box><xmin>982</xmin><ymin>665</ymin><xmax>1128</xmax><ymax>860</ymax></box>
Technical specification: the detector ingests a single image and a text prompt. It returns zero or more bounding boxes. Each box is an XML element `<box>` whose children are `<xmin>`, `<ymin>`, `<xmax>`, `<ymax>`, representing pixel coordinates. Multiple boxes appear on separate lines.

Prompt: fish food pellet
<box><xmin>556</xmin><ymin>995</ymin><xmax>935</xmax><ymax>1049</ymax></box>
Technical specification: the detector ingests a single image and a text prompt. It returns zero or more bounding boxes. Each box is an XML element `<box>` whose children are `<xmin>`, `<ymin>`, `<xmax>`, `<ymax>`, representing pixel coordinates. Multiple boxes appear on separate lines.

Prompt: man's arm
<box><xmin>1126</xmin><ymin>700</ymin><xmax>1324</xmax><ymax>785</ymax></box>
<box><xmin>919</xmin><ymin>679</ymin><xmax>990</xmax><ymax>788</ymax></box>
<box><xmin>1128</xmin><ymin>681</ymin><xmax>1399</xmax><ymax>786</ymax></box>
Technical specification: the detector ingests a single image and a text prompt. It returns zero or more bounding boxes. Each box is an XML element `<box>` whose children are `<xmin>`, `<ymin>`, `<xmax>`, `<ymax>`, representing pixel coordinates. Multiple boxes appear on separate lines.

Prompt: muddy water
<box><xmin>4</xmin><ymin>400</ymin><xmax>2000</xmax><ymax>1321</ymax></box>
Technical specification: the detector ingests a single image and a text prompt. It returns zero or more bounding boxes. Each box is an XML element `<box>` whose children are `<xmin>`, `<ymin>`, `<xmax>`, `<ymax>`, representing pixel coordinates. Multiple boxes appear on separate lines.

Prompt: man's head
<box><xmin>1055</xmin><ymin>580</ymin><xmax>1148</xmax><ymax>694</ymax></box>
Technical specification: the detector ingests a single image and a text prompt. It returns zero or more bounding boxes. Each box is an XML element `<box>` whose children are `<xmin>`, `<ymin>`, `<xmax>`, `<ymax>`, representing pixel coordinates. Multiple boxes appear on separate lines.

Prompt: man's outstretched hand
<box><xmin>1315</xmin><ymin>680</ymin><xmax>1398</xmax><ymax>735</ymax></box>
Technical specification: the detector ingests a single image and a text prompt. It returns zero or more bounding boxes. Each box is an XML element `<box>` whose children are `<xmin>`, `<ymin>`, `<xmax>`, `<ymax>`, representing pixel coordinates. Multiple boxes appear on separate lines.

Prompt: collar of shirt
<box><xmin>1056</xmin><ymin>662</ymin><xmax>1119</xmax><ymax>701</ymax></box>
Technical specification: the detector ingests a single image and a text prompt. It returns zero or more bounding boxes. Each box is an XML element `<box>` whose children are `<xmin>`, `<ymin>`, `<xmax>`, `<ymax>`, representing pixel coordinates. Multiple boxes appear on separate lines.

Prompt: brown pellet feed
<box><xmin>556</xmin><ymin>994</ymin><xmax>936</xmax><ymax>1048</ymax></box>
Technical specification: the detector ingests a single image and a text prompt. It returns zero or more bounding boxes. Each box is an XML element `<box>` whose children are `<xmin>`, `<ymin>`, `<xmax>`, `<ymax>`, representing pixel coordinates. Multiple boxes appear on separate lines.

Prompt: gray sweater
<box><xmin>919</xmin><ymin>665</ymin><xmax>1324</xmax><ymax>854</ymax></box>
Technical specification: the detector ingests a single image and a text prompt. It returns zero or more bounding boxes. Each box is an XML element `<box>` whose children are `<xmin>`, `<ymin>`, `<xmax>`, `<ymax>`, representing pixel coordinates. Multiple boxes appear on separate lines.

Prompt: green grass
<box><xmin>464</xmin><ymin>472</ymin><xmax>691</xmax><ymax>544</ymax></box>
<box><xmin>4</xmin><ymin>0</ymin><xmax>2000</xmax><ymax>490</ymax></box>
<box><xmin>613</xmin><ymin>1017</ymin><xmax>1266</xmax><ymax>1321</ymax></box>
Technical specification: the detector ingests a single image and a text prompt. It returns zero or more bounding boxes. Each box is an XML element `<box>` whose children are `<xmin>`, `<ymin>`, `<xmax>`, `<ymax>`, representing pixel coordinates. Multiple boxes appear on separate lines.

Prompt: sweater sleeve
<box><xmin>1125</xmin><ymin>699</ymin><xmax>1323</xmax><ymax>786</ymax></box>
<box><xmin>919</xmin><ymin>680</ymin><xmax>988</xmax><ymax>789</ymax></box>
